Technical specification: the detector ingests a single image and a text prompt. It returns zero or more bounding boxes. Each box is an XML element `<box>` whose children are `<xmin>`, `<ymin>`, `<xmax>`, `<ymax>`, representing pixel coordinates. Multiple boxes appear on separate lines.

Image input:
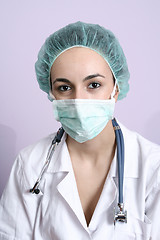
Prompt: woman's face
<box><xmin>50</xmin><ymin>47</ymin><xmax>119</xmax><ymax>101</ymax></box>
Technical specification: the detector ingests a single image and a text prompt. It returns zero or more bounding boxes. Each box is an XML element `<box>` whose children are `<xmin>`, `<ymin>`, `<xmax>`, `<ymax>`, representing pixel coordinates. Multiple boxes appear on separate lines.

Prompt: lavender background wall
<box><xmin>0</xmin><ymin>0</ymin><xmax>160</xmax><ymax>196</ymax></box>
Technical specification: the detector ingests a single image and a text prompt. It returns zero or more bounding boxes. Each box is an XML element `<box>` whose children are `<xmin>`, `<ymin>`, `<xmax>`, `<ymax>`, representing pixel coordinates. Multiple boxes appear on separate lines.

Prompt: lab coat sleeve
<box><xmin>145</xmin><ymin>165</ymin><xmax>160</xmax><ymax>240</ymax></box>
<box><xmin>0</xmin><ymin>154</ymin><xmax>33</xmax><ymax>240</ymax></box>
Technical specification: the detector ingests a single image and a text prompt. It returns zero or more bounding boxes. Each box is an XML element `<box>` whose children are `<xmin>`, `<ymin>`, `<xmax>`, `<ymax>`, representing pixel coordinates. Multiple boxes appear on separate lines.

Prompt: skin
<box><xmin>50</xmin><ymin>47</ymin><xmax>119</xmax><ymax>226</ymax></box>
<box><xmin>50</xmin><ymin>48</ymin><xmax>118</xmax><ymax>100</ymax></box>
<box><xmin>50</xmin><ymin>47</ymin><xmax>119</xmax><ymax>155</ymax></box>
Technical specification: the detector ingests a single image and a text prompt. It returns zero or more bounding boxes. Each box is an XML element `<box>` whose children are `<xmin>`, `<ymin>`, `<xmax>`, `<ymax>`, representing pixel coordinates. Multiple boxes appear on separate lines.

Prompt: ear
<box><xmin>114</xmin><ymin>85</ymin><xmax>119</xmax><ymax>103</ymax></box>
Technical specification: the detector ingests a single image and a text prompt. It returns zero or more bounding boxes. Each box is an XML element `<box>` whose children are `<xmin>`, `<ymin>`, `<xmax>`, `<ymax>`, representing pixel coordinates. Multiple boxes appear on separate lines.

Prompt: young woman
<box><xmin>0</xmin><ymin>21</ymin><xmax>160</xmax><ymax>240</ymax></box>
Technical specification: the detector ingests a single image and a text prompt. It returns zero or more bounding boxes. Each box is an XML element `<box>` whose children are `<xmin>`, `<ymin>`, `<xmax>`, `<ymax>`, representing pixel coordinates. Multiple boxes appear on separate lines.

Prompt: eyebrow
<box><xmin>52</xmin><ymin>73</ymin><xmax>105</xmax><ymax>84</ymax></box>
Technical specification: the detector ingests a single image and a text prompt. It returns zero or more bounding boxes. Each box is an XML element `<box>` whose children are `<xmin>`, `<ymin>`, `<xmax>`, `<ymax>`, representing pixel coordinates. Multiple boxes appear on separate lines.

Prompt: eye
<box><xmin>88</xmin><ymin>82</ymin><xmax>101</xmax><ymax>89</ymax></box>
<box><xmin>57</xmin><ymin>85</ymin><xmax>72</xmax><ymax>92</ymax></box>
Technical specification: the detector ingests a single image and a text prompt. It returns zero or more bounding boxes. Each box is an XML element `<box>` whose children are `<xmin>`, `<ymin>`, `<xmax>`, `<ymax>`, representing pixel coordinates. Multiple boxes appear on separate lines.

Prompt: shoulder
<box><xmin>15</xmin><ymin>133</ymin><xmax>57</xmax><ymax>188</ymax></box>
<box><xmin>18</xmin><ymin>133</ymin><xmax>56</xmax><ymax>161</ymax></box>
<box><xmin>118</xmin><ymin>120</ymin><xmax>160</xmax><ymax>180</ymax></box>
<box><xmin>118</xmin><ymin>120</ymin><xmax>160</xmax><ymax>157</ymax></box>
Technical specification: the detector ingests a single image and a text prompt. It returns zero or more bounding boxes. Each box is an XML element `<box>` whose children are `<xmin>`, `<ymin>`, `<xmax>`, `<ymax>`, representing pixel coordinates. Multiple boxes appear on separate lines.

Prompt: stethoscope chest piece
<box><xmin>114</xmin><ymin>203</ymin><xmax>127</xmax><ymax>225</ymax></box>
<box><xmin>30</xmin><ymin>119</ymin><xmax>127</xmax><ymax>225</ymax></box>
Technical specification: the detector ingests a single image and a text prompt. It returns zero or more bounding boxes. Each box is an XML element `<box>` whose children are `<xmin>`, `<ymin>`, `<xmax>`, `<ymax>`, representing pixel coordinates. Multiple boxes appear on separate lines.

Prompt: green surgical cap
<box><xmin>35</xmin><ymin>21</ymin><xmax>130</xmax><ymax>101</ymax></box>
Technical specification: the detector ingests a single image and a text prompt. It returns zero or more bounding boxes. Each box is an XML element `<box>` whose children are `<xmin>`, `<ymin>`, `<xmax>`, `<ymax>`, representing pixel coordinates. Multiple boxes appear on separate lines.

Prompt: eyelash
<box><xmin>88</xmin><ymin>82</ymin><xmax>101</xmax><ymax>89</ymax></box>
<box><xmin>57</xmin><ymin>85</ymin><xmax>71</xmax><ymax>92</ymax></box>
<box><xmin>57</xmin><ymin>82</ymin><xmax>101</xmax><ymax>92</ymax></box>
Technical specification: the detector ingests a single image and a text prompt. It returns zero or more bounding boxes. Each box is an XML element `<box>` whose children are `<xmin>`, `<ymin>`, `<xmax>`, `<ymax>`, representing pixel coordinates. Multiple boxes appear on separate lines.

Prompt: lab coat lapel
<box><xmin>89</xmin><ymin>152</ymin><xmax>118</xmax><ymax>228</ymax></box>
<box><xmin>99</xmin><ymin>161</ymin><xmax>118</xmax><ymax>214</ymax></box>
<box><xmin>56</xmin><ymin>170</ymin><xmax>87</xmax><ymax>229</ymax></box>
<box><xmin>48</xmin><ymin>134</ymin><xmax>87</xmax><ymax>229</ymax></box>
<box><xmin>56</xmin><ymin>157</ymin><xmax>118</xmax><ymax>230</ymax></box>
<box><xmin>47</xmin><ymin>132</ymin><xmax>118</xmax><ymax>229</ymax></box>
<box><xmin>46</xmin><ymin>122</ymin><xmax>139</xmax><ymax>230</ymax></box>
<box><xmin>91</xmin><ymin>176</ymin><xmax>117</xmax><ymax>225</ymax></box>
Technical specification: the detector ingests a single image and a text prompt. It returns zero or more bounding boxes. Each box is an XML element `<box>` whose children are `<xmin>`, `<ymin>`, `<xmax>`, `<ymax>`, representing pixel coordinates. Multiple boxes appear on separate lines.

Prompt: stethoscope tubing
<box><xmin>30</xmin><ymin>120</ymin><xmax>125</xmax><ymax>206</ymax></box>
<box><xmin>30</xmin><ymin>128</ymin><xmax>64</xmax><ymax>194</ymax></box>
<box><xmin>30</xmin><ymin>118</ymin><xmax>126</xmax><ymax>223</ymax></box>
<box><xmin>112</xmin><ymin>118</ymin><xmax>124</xmax><ymax>204</ymax></box>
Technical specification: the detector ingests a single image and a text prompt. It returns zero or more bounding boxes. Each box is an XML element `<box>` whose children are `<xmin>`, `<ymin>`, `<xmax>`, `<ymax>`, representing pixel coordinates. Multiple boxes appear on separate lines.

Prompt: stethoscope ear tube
<box><xmin>52</xmin><ymin>127</ymin><xmax>65</xmax><ymax>144</ymax></box>
<box><xmin>30</xmin><ymin>121</ymin><xmax>127</xmax><ymax>224</ymax></box>
<box><xmin>30</xmin><ymin>127</ymin><xmax>64</xmax><ymax>194</ymax></box>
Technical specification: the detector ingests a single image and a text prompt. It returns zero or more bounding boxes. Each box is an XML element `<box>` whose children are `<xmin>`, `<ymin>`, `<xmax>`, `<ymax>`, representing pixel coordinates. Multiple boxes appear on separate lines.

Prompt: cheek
<box><xmin>96</xmin><ymin>85</ymin><xmax>114</xmax><ymax>100</ymax></box>
<box><xmin>51</xmin><ymin>86</ymin><xmax>61</xmax><ymax>99</ymax></box>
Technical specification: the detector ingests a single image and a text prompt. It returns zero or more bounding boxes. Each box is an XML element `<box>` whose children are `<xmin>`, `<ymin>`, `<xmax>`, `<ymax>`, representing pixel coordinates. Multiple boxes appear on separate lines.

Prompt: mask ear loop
<box><xmin>49</xmin><ymin>90</ymin><xmax>55</xmax><ymax>101</ymax></box>
<box><xmin>111</xmin><ymin>80</ymin><xmax>119</xmax><ymax>99</ymax></box>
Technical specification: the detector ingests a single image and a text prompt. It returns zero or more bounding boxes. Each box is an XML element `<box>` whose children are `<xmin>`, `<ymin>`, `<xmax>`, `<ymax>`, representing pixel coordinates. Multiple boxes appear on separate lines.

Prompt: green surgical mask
<box><xmin>52</xmin><ymin>84</ymin><xmax>116</xmax><ymax>143</ymax></box>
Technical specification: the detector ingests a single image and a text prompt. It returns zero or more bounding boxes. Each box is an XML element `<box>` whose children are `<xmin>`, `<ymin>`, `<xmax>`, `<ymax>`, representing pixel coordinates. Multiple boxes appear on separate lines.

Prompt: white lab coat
<box><xmin>0</xmin><ymin>121</ymin><xmax>160</xmax><ymax>240</ymax></box>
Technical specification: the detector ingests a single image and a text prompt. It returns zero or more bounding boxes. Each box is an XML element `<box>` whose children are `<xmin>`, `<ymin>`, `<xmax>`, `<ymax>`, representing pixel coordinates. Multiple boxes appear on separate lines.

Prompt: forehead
<box><xmin>53</xmin><ymin>47</ymin><xmax>105</xmax><ymax>60</ymax></box>
<box><xmin>51</xmin><ymin>47</ymin><xmax>111</xmax><ymax>74</ymax></box>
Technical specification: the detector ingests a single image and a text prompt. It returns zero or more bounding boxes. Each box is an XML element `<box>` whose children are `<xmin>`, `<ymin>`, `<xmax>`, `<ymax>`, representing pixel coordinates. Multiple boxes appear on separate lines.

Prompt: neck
<box><xmin>66</xmin><ymin>120</ymin><xmax>116</xmax><ymax>166</ymax></box>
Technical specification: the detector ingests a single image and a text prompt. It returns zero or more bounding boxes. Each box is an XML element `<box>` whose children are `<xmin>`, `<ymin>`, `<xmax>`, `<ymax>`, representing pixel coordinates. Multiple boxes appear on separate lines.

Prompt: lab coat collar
<box><xmin>47</xmin><ymin>119</ymin><xmax>139</xmax><ymax>178</ymax></box>
<box><xmin>46</xmin><ymin>120</ymin><xmax>139</xmax><ymax>230</ymax></box>
<box><xmin>47</xmin><ymin>132</ymin><xmax>73</xmax><ymax>173</ymax></box>
<box><xmin>117</xmin><ymin>120</ymin><xmax>139</xmax><ymax>178</ymax></box>
<box><xmin>47</xmin><ymin>132</ymin><xmax>117</xmax><ymax>230</ymax></box>
<box><xmin>56</xmin><ymin>166</ymin><xmax>117</xmax><ymax>231</ymax></box>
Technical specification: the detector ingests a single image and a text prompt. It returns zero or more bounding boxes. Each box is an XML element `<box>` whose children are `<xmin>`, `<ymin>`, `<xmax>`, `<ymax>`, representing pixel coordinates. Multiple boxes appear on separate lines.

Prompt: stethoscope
<box><xmin>30</xmin><ymin>118</ymin><xmax>127</xmax><ymax>225</ymax></box>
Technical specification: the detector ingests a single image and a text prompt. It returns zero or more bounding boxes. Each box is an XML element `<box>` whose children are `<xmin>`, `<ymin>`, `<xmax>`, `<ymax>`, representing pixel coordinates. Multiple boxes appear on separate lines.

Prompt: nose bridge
<box><xmin>74</xmin><ymin>85</ymin><xmax>86</xmax><ymax>99</ymax></box>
